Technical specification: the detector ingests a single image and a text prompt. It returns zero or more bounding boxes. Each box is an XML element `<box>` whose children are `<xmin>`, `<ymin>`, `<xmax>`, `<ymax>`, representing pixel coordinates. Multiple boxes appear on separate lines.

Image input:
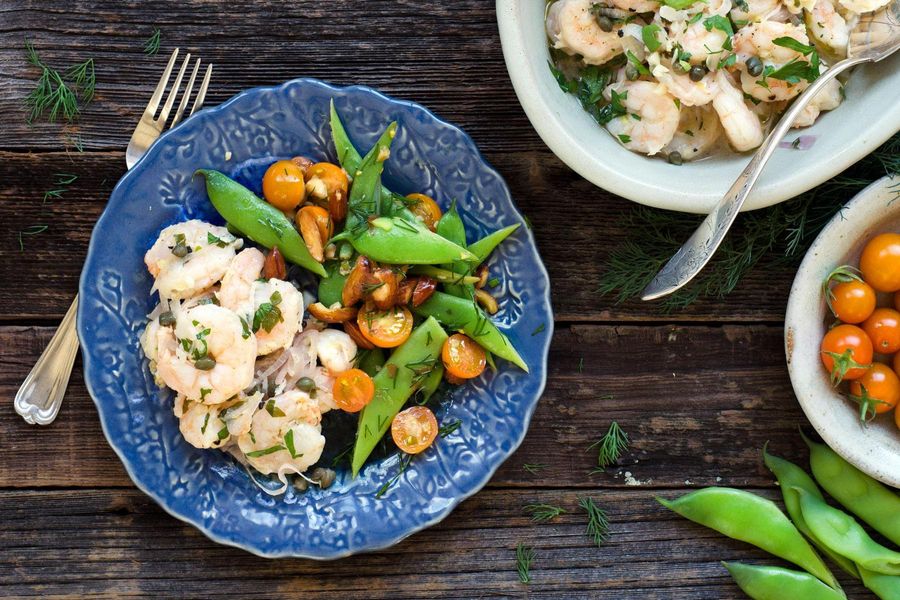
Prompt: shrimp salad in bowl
<box><xmin>546</xmin><ymin>0</ymin><xmax>876</xmax><ymax>162</ymax></box>
<box><xmin>138</xmin><ymin>102</ymin><xmax>527</xmax><ymax>496</ymax></box>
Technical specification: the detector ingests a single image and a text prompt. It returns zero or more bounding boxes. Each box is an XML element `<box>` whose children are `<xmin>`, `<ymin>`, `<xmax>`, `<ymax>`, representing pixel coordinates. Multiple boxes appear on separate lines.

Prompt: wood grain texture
<box><xmin>1</xmin><ymin>323</ymin><xmax>812</xmax><ymax>489</ymax></box>
<box><xmin>0</xmin><ymin>487</ymin><xmax>873</xmax><ymax>599</ymax></box>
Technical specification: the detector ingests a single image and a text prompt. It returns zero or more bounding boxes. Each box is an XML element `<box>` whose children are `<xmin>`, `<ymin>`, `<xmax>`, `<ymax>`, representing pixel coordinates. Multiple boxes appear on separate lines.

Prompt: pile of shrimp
<box><xmin>139</xmin><ymin>219</ymin><xmax>357</xmax><ymax>491</ymax></box>
<box><xmin>546</xmin><ymin>0</ymin><xmax>878</xmax><ymax>160</ymax></box>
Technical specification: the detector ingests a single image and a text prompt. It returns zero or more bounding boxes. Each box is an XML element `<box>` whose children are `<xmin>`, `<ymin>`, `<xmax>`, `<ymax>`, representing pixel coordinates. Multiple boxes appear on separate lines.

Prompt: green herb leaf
<box><xmin>522</xmin><ymin>462</ymin><xmax>546</xmax><ymax>474</ymax></box>
<box><xmin>588</xmin><ymin>421</ymin><xmax>630</xmax><ymax>470</ymax></box>
<box><xmin>253</xmin><ymin>298</ymin><xmax>283</xmax><ymax>333</ymax></box>
<box><xmin>578</xmin><ymin>497</ymin><xmax>610</xmax><ymax>547</ymax></box>
<box><xmin>144</xmin><ymin>28</ymin><xmax>161</xmax><ymax>56</ymax></box>
<box><xmin>200</xmin><ymin>412</ymin><xmax>210</xmax><ymax>435</ymax></box>
<box><xmin>618</xmin><ymin>134</ymin><xmax>632</xmax><ymax>144</ymax></box>
<box><xmin>703</xmin><ymin>15</ymin><xmax>734</xmax><ymax>37</ymax></box>
<box><xmin>515</xmin><ymin>543</ymin><xmax>535</xmax><ymax>584</ymax></box>
<box><xmin>524</xmin><ymin>503</ymin><xmax>567</xmax><ymax>522</ymax></box>
<box><xmin>641</xmin><ymin>24</ymin><xmax>663</xmax><ymax>53</ymax></box>
<box><xmin>245</xmin><ymin>444</ymin><xmax>286</xmax><ymax>458</ymax></box>
<box><xmin>773</xmin><ymin>36</ymin><xmax>816</xmax><ymax>55</ymax></box>
<box><xmin>662</xmin><ymin>0</ymin><xmax>700</xmax><ymax>9</ymax></box>
<box><xmin>216</xmin><ymin>425</ymin><xmax>229</xmax><ymax>441</ymax></box>
<box><xmin>375</xmin><ymin>453</ymin><xmax>413</xmax><ymax>498</ymax></box>
<box><xmin>264</xmin><ymin>399</ymin><xmax>286</xmax><ymax>418</ymax></box>
<box><xmin>625</xmin><ymin>50</ymin><xmax>652</xmax><ymax>77</ymax></box>
<box><xmin>18</xmin><ymin>224</ymin><xmax>48</xmax><ymax>251</ymax></box>
<box><xmin>283</xmin><ymin>429</ymin><xmax>303</xmax><ymax>459</ymax></box>
<box><xmin>438</xmin><ymin>419</ymin><xmax>462</xmax><ymax>438</ymax></box>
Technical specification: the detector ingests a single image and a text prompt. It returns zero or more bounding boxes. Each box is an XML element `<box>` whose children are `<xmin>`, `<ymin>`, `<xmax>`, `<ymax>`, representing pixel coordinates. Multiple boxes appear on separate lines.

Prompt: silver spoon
<box><xmin>641</xmin><ymin>1</ymin><xmax>900</xmax><ymax>301</ymax></box>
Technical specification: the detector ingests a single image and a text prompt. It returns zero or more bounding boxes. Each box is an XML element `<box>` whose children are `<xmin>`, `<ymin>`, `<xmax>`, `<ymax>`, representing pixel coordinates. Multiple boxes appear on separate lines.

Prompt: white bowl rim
<box><xmin>496</xmin><ymin>0</ymin><xmax>900</xmax><ymax>214</ymax></box>
<box><xmin>785</xmin><ymin>175</ymin><xmax>900</xmax><ymax>488</ymax></box>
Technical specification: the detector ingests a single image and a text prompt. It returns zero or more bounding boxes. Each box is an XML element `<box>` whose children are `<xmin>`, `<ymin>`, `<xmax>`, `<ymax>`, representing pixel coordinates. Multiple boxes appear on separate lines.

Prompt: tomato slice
<box><xmin>441</xmin><ymin>333</ymin><xmax>486</xmax><ymax>379</ymax></box>
<box><xmin>262</xmin><ymin>160</ymin><xmax>305</xmax><ymax>211</ymax></box>
<box><xmin>357</xmin><ymin>303</ymin><xmax>413</xmax><ymax>348</ymax></box>
<box><xmin>391</xmin><ymin>406</ymin><xmax>438</xmax><ymax>454</ymax></box>
<box><xmin>333</xmin><ymin>368</ymin><xmax>375</xmax><ymax>413</ymax></box>
<box><xmin>405</xmin><ymin>193</ymin><xmax>442</xmax><ymax>231</ymax></box>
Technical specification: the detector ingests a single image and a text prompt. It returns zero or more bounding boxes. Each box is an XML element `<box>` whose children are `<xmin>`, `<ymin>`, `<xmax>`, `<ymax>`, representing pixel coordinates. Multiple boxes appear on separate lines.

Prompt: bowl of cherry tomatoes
<box><xmin>785</xmin><ymin>176</ymin><xmax>900</xmax><ymax>487</ymax></box>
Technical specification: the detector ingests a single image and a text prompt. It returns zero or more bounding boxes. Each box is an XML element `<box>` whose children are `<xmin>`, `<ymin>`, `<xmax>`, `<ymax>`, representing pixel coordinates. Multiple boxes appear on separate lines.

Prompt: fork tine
<box><xmin>145</xmin><ymin>49</ymin><xmax>179</xmax><ymax>117</ymax></box>
<box><xmin>191</xmin><ymin>64</ymin><xmax>213</xmax><ymax>115</ymax></box>
<box><xmin>170</xmin><ymin>58</ymin><xmax>200</xmax><ymax>128</ymax></box>
<box><xmin>157</xmin><ymin>52</ymin><xmax>190</xmax><ymax>125</ymax></box>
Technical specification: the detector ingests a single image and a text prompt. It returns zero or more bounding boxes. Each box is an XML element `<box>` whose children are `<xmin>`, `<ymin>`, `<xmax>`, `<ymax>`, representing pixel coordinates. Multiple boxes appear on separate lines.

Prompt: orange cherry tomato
<box><xmin>829</xmin><ymin>280</ymin><xmax>876</xmax><ymax>324</ymax></box>
<box><xmin>306</xmin><ymin>162</ymin><xmax>349</xmax><ymax>222</ymax></box>
<box><xmin>357</xmin><ymin>304</ymin><xmax>413</xmax><ymax>348</ymax></box>
<box><xmin>332</xmin><ymin>368</ymin><xmax>375</xmax><ymax>413</ymax></box>
<box><xmin>441</xmin><ymin>333</ymin><xmax>486</xmax><ymax>380</ymax></box>
<box><xmin>863</xmin><ymin>308</ymin><xmax>900</xmax><ymax>354</ymax></box>
<box><xmin>860</xmin><ymin>233</ymin><xmax>900</xmax><ymax>292</ymax></box>
<box><xmin>405</xmin><ymin>193</ymin><xmax>442</xmax><ymax>231</ymax></box>
<box><xmin>820</xmin><ymin>324</ymin><xmax>873</xmax><ymax>384</ymax></box>
<box><xmin>850</xmin><ymin>363</ymin><xmax>900</xmax><ymax>418</ymax></box>
<box><xmin>262</xmin><ymin>159</ymin><xmax>305</xmax><ymax>211</ymax></box>
<box><xmin>391</xmin><ymin>406</ymin><xmax>438</xmax><ymax>454</ymax></box>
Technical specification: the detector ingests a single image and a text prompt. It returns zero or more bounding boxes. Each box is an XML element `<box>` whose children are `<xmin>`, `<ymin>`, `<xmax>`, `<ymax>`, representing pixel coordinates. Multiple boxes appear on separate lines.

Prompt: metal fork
<box><xmin>14</xmin><ymin>49</ymin><xmax>212</xmax><ymax>425</ymax></box>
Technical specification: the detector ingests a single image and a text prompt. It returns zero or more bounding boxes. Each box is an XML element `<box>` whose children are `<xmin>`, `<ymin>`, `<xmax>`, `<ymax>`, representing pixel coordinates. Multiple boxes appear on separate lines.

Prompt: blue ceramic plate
<box><xmin>78</xmin><ymin>79</ymin><xmax>553</xmax><ymax>559</ymax></box>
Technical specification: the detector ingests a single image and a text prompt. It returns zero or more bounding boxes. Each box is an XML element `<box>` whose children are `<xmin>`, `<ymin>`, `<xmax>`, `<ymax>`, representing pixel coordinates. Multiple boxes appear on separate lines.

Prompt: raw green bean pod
<box><xmin>338</xmin><ymin>216</ymin><xmax>477</xmax><ymax>265</ymax></box>
<box><xmin>723</xmin><ymin>562</ymin><xmax>847</xmax><ymax>600</ymax></box>
<box><xmin>195</xmin><ymin>169</ymin><xmax>326</xmax><ymax>276</ymax></box>
<box><xmin>859</xmin><ymin>567</ymin><xmax>900</xmax><ymax>600</ymax></box>
<box><xmin>468</xmin><ymin>224</ymin><xmax>521</xmax><ymax>262</ymax></box>
<box><xmin>804</xmin><ymin>434</ymin><xmax>900</xmax><ymax>547</ymax></box>
<box><xmin>795</xmin><ymin>487</ymin><xmax>900</xmax><ymax>576</ymax></box>
<box><xmin>435</xmin><ymin>200</ymin><xmax>472</xmax><ymax>298</ymax></box>
<box><xmin>413</xmin><ymin>291</ymin><xmax>528</xmax><ymax>372</ymax></box>
<box><xmin>351</xmin><ymin>317</ymin><xmax>448</xmax><ymax>476</ymax></box>
<box><xmin>763</xmin><ymin>446</ymin><xmax>860</xmax><ymax>579</ymax></box>
<box><xmin>345</xmin><ymin>121</ymin><xmax>397</xmax><ymax>227</ymax></box>
<box><xmin>330</xmin><ymin>100</ymin><xmax>398</xmax><ymax>207</ymax></box>
<box><xmin>658</xmin><ymin>487</ymin><xmax>838</xmax><ymax>589</ymax></box>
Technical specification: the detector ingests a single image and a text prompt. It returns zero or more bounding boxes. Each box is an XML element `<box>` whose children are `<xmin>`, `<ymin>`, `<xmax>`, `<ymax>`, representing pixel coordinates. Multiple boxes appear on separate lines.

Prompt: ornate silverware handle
<box><xmin>14</xmin><ymin>297</ymin><xmax>79</xmax><ymax>425</ymax></box>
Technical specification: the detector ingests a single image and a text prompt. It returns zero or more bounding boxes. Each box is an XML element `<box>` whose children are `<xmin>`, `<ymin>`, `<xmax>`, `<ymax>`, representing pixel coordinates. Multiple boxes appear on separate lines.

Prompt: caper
<box><xmin>746</xmin><ymin>55</ymin><xmax>764</xmax><ymax>77</ymax></box>
<box><xmin>672</xmin><ymin>60</ymin><xmax>688</xmax><ymax>75</ymax></box>
<box><xmin>667</xmin><ymin>151</ymin><xmax>684</xmax><ymax>166</ymax></box>
<box><xmin>297</xmin><ymin>377</ymin><xmax>317</xmax><ymax>393</ymax></box>
<box><xmin>597</xmin><ymin>15</ymin><xmax>614</xmax><ymax>32</ymax></box>
<box><xmin>158</xmin><ymin>310</ymin><xmax>176</xmax><ymax>327</ymax></box>
<box><xmin>625</xmin><ymin>64</ymin><xmax>640</xmax><ymax>81</ymax></box>
<box><xmin>310</xmin><ymin>467</ymin><xmax>336</xmax><ymax>489</ymax></box>
<box><xmin>172</xmin><ymin>242</ymin><xmax>189</xmax><ymax>258</ymax></box>
<box><xmin>194</xmin><ymin>356</ymin><xmax>216</xmax><ymax>371</ymax></box>
<box><xmin>293</xmin><ymin>477</ymin><xmax>309</xmax><ymax>492</ymax></box>
<box><xmin>689</xmin><ymin>65</ymin><xmax>706</xmax><ymax>82</ymax></box>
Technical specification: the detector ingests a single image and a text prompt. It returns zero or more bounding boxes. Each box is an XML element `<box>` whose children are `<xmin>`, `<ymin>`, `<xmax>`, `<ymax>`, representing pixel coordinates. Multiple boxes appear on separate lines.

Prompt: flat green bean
<box><xmin>658</xmin><ymin>487</ymin><xmax>838</xmax><ymax>589</ymax></box>
<box><xmin>859</xmin><ymin>567</ymin><xmax>900</xmax><ymax>600</ymax></box>
<box><xmin>723</xmin><ymin>562</ymin><xmax>847</xmax><ymax>600</ymax></box>
<box><xmin>350</xmin><ymin>317</ymin><xmax>448</xmax><ymax>476</ymax></box>
<box><xmin>416</xmin><ymin>364</ymin><xmax>444</xmax><ymax>405</ymax></box>
<box><xmin>805</xmin><ymin>434</ymin><xmax>900</xmax><ymax>547</ymax></box>
<box><xmin>341</xmin><ymin>216</ymin><xmax>477</xmax><ymax>265</ymax></box>
<box><xmin>795</xmin><ymin>487</ymin><xmax>900</xmax><ymax>576</ymax></box>
<box><xmin>196</xmin><ymin>169</ymin><xmax>326</xmax><ymax>276</ymax></box>
<box><xmin>763</xmin><ymin>447</ymin><xmax>860</xmax><ymax>579</ymax></box>
<box><xmin>413</xmin><ymin>291</ymin><xmax>528</xmax><ymax>372</ymax></box>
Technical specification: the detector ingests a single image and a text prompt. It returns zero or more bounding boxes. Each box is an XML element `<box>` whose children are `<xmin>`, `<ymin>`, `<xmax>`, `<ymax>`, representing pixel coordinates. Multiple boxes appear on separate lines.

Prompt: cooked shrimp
<box><xmin>734</xmin><ymin>21</ymin><xmax>813</xmax><ymax>101</ymax></box>
<box><xmin>663</xmin><ymin>105</ymin><xmax>723</xmax><ymax>160</ymax></box>
<box><xmin>546</xmin><ymin>0</ymin><xmax>624</xmax><ymax>65</ymax></box>
<box><xmin>792</xmin><ymin>76</ymin><xmax>843</xmax><ymax>127</ymax></box>
<box><xmin>712</xmin><ymin>70</ymin><xmax>764</xmax><ymax>151</ymax></box>
<box><xmin>218</xmin><ymin>248</ymin><xmax>265</xmax><ymax>317</ymax></box>
<box><xmin>604</xmin><ymin>81</ymin><xmax>681</xmax><ymax>155</ymax></box>
<box><xmin>672</xmin><ymin>0</ymin><xmax>733</xmax><ymax>65</ymax></box>
<box><xmin>610</xmin><ymin>0</ymin><xmax>660</xmax><ymax>12</ymax></box>
<box><xmin>310</xmin><ymin>367</ymin><xmax>338</xmax><ymax>414</ymax></box>
<box><xmin>176</xmin><ymin>394</ymin><xmax>234</xmax><ymax>449</ymax></box>
<box><xmin>650</xmin><ymin>56</ymin><xmax>719</xmax><ymax>106</ymax></box>
<box><xmin>730</xmin><ymin>0</ymin><xmax>783</xmax><ymax>21</ymax></box>
<box><xmin>237</xmin><ymin>390</ymin><xmax>325</xmax><ymax>474</ymax></box>
<box><xmin>837</xmin><ymin>0</ymin><xmax>888</xmax><ymax>13</ymax></box>
<box><xmin>805</xmin><ymin>0</ymin><xmax>850</xmax><ymax>56</ymax></box>
<box><xmin>144</xmin><ymin>220</ymin><xmax>240</xmax><ymax>300</ymax></box>
<box><xmin>156</xmin><ymin>304</ymin><xmax>257</xmax><ymax>405</ymax></box>
<box><xmin>316</xmin><ymin>328</ymin><xmax>357</xmax><ymax>374</ymax></box>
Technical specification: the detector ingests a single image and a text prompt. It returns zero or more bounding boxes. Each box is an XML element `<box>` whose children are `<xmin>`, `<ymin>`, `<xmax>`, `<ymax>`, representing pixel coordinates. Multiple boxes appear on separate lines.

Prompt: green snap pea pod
<box><xmin>351</xmin><ymin>317</ymin><xmax>448</xmax><ymax>477</ymax></box>
<box><xmin>658</xmin><ymin>487</ymin><xmax>839</xmax><ymax>589</ymax></box>
<box><xmin>330</xmin><ymin>101</ymin><xmax>399</xmax><ymax>209</ymax></box>
<box><xmin>469</xmin><ymin>224</ymin><xmax>521</xmax><ymax>262</ymax></box>
<box><xmin>356</xmin><ymin>348</ymin><xmax>386</xmax><ymax>378</ymax></box>
<box><xmin>318</xmin><ymin>263</ymin><xmax>348</xmax><ymax>307</ymax></box>
<box><xmin>724</xmin><ymin>562</ymin><xmax>847</xmax><ymax>600</ymax></box>
<box><xmin>337</xmin><ymin>216</ymin><xmax>477</xmax><ymax>265</ymax></box>
<box><xmin>345</xmin><ymin>122</ymin><xmax>397</xmax><ymax>229</ymax></box>
<box><xmin>860</xmin><ymin>567</ymin><xmax>900</xmax><ymax>600</ymax></box>
<box><xmin>804</xmin><ymin>434</ymin><xmax>900</xmax><ymax>547</ymax></box>
<box><xmin>763</xmin><ymin>447</ymin><xmax>860</xmax><ymax>579</ymax></box>
<box><xmin>436</xmin><ymin>201</ymin><xmax>474</xmax><ymax>299</ymax></box>
<box><xmin>407</xmin><ymin>266</ymin><xmax>481</xmax><ymax>284</ymax></box>
<box><xmin>795</xmin><ymin>487</ymin><xmax>900</xmax><ymax>576</ymax></box>
<box><xmin>417</xmin><ymin>364</ymin><xmax>444</xmax><ymax>405</ymax></box>
<box><xmin>413</xmin><ymin>291</ymin><xmax>528</xmax><ymax>372</ymax></box>
<box><xmin>196</xmin><ymin>169</ymin><xmax>326</xmax><ymax>277</ymax></box>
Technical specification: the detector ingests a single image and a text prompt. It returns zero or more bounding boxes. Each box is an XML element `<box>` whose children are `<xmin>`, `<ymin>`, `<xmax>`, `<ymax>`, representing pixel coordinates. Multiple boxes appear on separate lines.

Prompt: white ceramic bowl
<box><xmin>785</xmin><ymin>176</ymin><xmax>900</xmax><ymax>487</ymax></box>
<box><xmin>496</xmin><ymin>1</ymin><xmax>900</xmax><ymax>214</ymax></box>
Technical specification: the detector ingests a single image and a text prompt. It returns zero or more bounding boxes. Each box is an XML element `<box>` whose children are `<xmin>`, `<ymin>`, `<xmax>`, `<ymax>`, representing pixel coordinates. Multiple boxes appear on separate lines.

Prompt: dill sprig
<box><xmin>524</xmin><ymin>503</ymin><xmax>566</xmax><ymax>522</ymax></box>
<box><xmin>598</xmin><ymin>134</ymin><xmax>900</xmax><ymax>310</ymax></box>
<box><xmin>24</xmin><ymin>40</ymin><xmax>94</xmax><ymax>124</ymax></box>
<box><xmin>578</xmin><ymin>496</ymin><xmax>610</xmax><ymax>547</ymax></box>
<box><xmin>588</xmin><ymin>421</ymin><xmax>629</xmax><ymax>471</ymax></box>
<box><xmin>438</xmin><ymin>419</ymin><xmax>461</xmax><ymax>438</ymax></box>
<box><xmin>522</xmin><ymin>462</ymin><xmax>547</xmax><ymax>474</ymax></box>
<box><xmin>18</xmin><ymin>225</ymin><xmax>48</xmax><ymax>251</ymax></box>
<box><xmin>66</xmin><ymin>58</ymin><xmax>95</xmax><ymax>103</ymax></box>
<box><xmin>375</xmin><ymin>453</ymin><xmax>413</xmax><ymax>498</ymax></box>
<box><xmin>43</xmin><ymin>173</ymin><xmax>78</xmax><ymax>205</ymax></box>
<box><xmin>515</xmin><ymin>543</ymin><xmax>535</xmax><ymax>584</ymax></box>
<box><xmin>144</xmin><ymin>28</ymin><xmax>161</xmax><ymax>55</ymax></box>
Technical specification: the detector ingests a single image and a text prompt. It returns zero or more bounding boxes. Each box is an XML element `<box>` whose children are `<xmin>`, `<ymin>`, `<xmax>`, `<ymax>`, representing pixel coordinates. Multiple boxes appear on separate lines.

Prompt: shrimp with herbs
<box><xmin>547</xmin><ymin>0</ymin><xmax>625</xmax><ymax>65</ymax></box>
<box><xmin>603</xmin><ymin>80</ymin><xmax>681</xmax><ymax>155</ymax></box>
<box><xmin>712</xmin><ymin>70</ymin><xmax>764</xmax><ymax>151</ymax></box>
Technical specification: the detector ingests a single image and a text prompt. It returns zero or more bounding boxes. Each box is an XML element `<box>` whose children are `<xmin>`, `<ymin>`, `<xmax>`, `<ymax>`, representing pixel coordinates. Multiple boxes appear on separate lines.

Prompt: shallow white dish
<box><xmin>496</xmin><ymin>0</ymin><xmax>900</xmax><ymax>214</ymax></box>
<box><xmin>785</xmin><ymin>176</ymin><xmax>900</xmax><ymax>487</ymax></box>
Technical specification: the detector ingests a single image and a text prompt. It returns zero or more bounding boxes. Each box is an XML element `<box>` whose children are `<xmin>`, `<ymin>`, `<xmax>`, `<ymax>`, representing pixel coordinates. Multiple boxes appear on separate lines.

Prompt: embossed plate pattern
<box><xmin>77</xmin><ymin>79</ymin><xmax>553</xmax><ymax>558</ymax></box>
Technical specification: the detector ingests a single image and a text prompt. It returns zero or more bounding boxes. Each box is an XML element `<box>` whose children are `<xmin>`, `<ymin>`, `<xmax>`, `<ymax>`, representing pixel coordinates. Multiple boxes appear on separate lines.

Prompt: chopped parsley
<box><xmin>641</xmin><ymin>24</ymin><xmax>663</xmax><ymax>53</ymax></box>
<box><xmin>245</xmin><ymin>444</ymin><xmax>285</xmax><ymax>458</ymax></box>
<box><xmin>253</xmin><ymin>290</ymin><xmax>283</xmax><ymax>333</ymax></box>
<box><xmin>264</xmin><ymin>398</ymin><xmax>286</xmax><ymax>418</ymax></box>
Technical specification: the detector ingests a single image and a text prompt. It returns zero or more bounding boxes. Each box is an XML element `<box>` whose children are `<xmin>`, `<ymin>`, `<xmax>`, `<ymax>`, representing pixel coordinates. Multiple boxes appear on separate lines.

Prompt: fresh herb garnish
<box><xmin>578</xmin><ymin>497</ymin><xmax>610</xmax><ymax>547</ymax></box>
<box><xmin>200</xmin><ymin>388</ymin><xmax>212</xmax><ymax>401</ymax></box>
<box><xmin>245</xmin><ymin>444</ymin><xmax>286</xmax><ymax>458</ymax></box>
<box><xmin>515</xmin><ymin>544</ymin><xmax>535</xmax><ymax>584</ymax></box>
<box><xmin>283</xmin><ymin>429</ymin><xmax>303</xmax><ymax>458</ymax></box>
<box><xmin>488</xmin><ymin>277</ymin><xmax>500</xmax><ymax>288</ymax></box>
<box><xmin>661</xmin><ymin>0</ymin><xmax>699</xmax><ymax>9</ymax></box>
<box><xmin>24</xmin><ymin>41</ymin><xmax>94</xmax><ymax>123</ymax></box>
<box><xmin>144</xmin><ymin>28</ymin><xmax>161</xmax><ymax>56</ymax></box>
<box><xmin>18</xmin><ymin>224</ymin><xmax>48</xmax><ymax>251</ymax></box>
<box><xmin>625</xmin><ymin>51</ymin><xmax>651</xmax><ymax>77</ymax></box>
<box><xmin>703</xmin><ymin>15</ymin><xmax>734</xmax><ymax>37</ymax></box>
<box><xmin>524</xmin><ymin>503</ymin><xmax>567</xmax><ymax>522</ymax></box>
<box><xmin>375</xmin><ymin>453</ymin><xmax>413</xmax><ymax>498</ymax></box>
<box><xmin>618</xmin><ymin>134</ymin><xmax>632</xmax><ymax>144</ymax></box>
<box><xmin>588</xmin><ymin>421</ymin><xmax>629</xmax><ymax>470</ymax></box>
<box><xmin>264</xmin><ymin>398</ymin><xmax>286</xmax><ymax>418</ymax></box>
<box><xmin>253</xmin><ymin>291</ymin><xmax>283</xmax><ymax>333</ymax></box>
<box><xmin>531</xmin><ymin>323</ymin><xmax>546</xmax><ymax>336</ymax></box>
<box><xmin>216</xmin><ymin>425</ymin><xmax>229</xmax><ymax>441</ymax></box>
<box><xmin>200</xmin><ymin>413</ymin><xmax>210</xmax><ymax>435</ymax></box>
<box><xmin>206</xmin><ymin>231</ymin><xmax>230</xmax><ymax>247</ymax></box>
<box><xmin>239</xmin><ymin>316</ymin><xmax>252</xmax><ymax>340</ymax></box>
<box><xmin>438</xmin><ymin>419</ymin><xmax>462</xmax><ymax>438</ymax></box>
<box><xmin>641</xmin><ymin>24</ymin><xmax>663</xmax><ymax>53</ymax></box>
<box><xmin>522</xmin><ymin>462</ymin><xmax>547</xmax><ymax>474</ymax></box>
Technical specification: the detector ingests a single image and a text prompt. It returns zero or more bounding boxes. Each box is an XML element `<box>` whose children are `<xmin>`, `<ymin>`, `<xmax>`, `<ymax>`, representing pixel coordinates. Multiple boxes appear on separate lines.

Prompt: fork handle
<box><xmin>641</xmin><ymin>55</ymin><xmax>869</xmax><ymax>301</ymax></box>
<box><xmin>14</xmin><ymin>297</ymin><xmax>80</xmax><ymax>425</ymax></box>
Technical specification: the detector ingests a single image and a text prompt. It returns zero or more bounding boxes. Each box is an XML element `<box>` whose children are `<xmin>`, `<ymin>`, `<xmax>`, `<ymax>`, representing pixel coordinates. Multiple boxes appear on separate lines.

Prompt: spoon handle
<box><xmin>641</xmin><ymin>56</ymin><xmax>869</xmax><ymax>301</ymax></box>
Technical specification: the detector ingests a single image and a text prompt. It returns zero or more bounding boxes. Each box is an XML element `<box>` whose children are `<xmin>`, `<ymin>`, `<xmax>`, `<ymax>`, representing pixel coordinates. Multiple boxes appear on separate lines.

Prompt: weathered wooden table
<box><xmin>0</xmin><ymin>2</ymin><xmax>876</xmax><ymax>597</ymax></box>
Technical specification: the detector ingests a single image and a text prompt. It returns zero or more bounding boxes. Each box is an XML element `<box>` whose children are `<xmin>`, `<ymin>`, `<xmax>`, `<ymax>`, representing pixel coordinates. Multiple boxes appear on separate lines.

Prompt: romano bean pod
<box><xmin>723</xmin><ymin>562</ymin><xmax>847</xmax><ymax>600</ymax></box>
<box><xmin>196</xmin><ymin>169</ymin><xmax>326</xmax><ymax>276</ymax></box>
<box><xmin>658</xmin><ymin>487</ymin><xmax>839</xmax><ymax>589</ymax></box>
